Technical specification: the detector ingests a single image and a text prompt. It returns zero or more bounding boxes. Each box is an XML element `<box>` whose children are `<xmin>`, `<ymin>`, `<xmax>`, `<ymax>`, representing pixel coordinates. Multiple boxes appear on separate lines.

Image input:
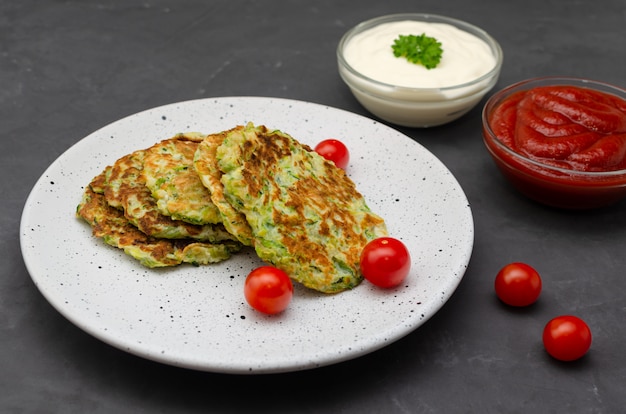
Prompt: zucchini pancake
<box><xmin>213</xmin><ymin>123</ymin><xmax>388</xmax><ymax>293</ymax></box>
<box><xmin>77</xmin><ymin>170</ymin><xmax>241</xmax><ymax>268</ymax></box>
<box><xmin>77</xmin><ymin>123</ymin><xmax>388</xmax><ymax>292</ymax></box>
<box><xmin>142</xmin><ymin>133</ymin><xmax>222</xmax><ymax>226</ymax></box>
<box><xmin>193</xmin><ymin>126</ymin><xmax>255</xmax><ymax>246</ymax></box>
<box><xmin>104</xmin><ymin>148</ymin><xmax>234</xmax><ymax>242</ymax></box>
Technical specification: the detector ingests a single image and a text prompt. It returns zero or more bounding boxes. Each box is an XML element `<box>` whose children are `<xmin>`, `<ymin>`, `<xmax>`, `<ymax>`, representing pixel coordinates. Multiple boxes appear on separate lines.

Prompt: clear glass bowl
<box><xmin>482</xmin><ymin>76</ymin><xmax>626</xmax><ymax>209</ymax></box>
<box><xmin>337</xmin><ymin>13</ymin><xmax>503</xmax><ymax>127</ymax></box>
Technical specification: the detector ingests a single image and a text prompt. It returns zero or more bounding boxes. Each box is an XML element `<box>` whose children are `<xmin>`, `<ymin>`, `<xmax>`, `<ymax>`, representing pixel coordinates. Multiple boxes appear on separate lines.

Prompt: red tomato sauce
<box><xmin>489</xmin><ymin>85</ymin><xmax>626</xmax><ymax>172</ymax></box>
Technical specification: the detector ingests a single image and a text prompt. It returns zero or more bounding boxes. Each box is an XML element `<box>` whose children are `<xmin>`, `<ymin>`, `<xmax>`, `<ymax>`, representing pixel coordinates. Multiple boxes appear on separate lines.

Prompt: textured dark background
<box><xmin>2</xmin><ymin>1</ymin><xmax>625</xmax><ymax>412</ymax></box>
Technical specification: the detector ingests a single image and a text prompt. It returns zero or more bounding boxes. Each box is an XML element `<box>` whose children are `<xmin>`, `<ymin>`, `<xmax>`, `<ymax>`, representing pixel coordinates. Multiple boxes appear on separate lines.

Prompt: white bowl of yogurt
<box><xmin>337</xmin><ymin>13</ymin><xmax>503</xmax><ymax>127</ymax></box>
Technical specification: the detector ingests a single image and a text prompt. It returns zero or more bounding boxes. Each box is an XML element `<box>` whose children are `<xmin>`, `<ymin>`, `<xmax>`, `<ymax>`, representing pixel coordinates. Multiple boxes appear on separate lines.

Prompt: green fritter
<box><xmin>142</xmin><ymin>133</ymin><xmax>222</xmax><ymax>225</ymax></box>
<box><xmin>104</xmin><ymin>148</ymin><xmax>237</xmax><ymax>242</ymax></box>
<box><xmin>77</xmin><ymin>171</ymin><xmax>241</xmax><ymax>268</ymax></box>
<box><xmin>217</xmin><ymin>123</ymin><xmax>388</xmax><ymax>293</ymax></box>
<box><xmin>193</xmin><ymin>127</ymin><xmax>255</xmax><ymax>246</ymax></box>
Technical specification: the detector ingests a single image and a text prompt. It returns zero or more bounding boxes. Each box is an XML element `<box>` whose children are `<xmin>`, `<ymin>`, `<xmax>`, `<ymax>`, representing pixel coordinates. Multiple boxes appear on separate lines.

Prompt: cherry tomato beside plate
<box><xmin>494</xmin><ymin>262</ymin><xmax>542</xmax><ymax>307</ymax></box>
<box><xmin>543</xmin><ymin>315</ymin><xmax>592</xmax><ymax>361</ymax></box>
<box><xmin>244</xmin><ymin>266</ymin><xmax>293</xmax><ymax>315</ymax></box>
<box><xmin>314</xmin><ymin>139</ymin><xmax>350</xmax><ymax>170</ymax></box>
<box><xmin>360</xmin><ymin>237</ymin><xmax>411</xmax><ymax>288</ymax></box>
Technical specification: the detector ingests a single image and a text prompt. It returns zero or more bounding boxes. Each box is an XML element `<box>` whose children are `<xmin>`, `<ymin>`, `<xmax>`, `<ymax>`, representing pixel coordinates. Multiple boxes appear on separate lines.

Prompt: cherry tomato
<box><xmin>494</xmin><ymin>262</ymin><xmax>542</xmax><ymax>307</ymax></box>
<box><xmin>244</xmin><ymin>266</ymin><xmax>293</xmax><ymax>315</ymax></box>
<box><xmin>543</xmin><ymin>315</ymin><xmax>592</xmax><ymax>361</ymax></box>
<box><xmin>314</xmin><ymin>139</ymin><xmax>350</xmax><ymax>170</ymax></box>
<box><xmin>360</xmin><ymin>237</ymin><xmax>411</xmax><ymax>288</ymax></box>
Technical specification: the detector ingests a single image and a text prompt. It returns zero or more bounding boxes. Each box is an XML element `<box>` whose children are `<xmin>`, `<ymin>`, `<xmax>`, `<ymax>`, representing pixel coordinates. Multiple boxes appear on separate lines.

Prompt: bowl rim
<box><xmin>482</xmin><ymin>76</ymin><xmax>626</xmax><ymax>178</ymax></box>
<box><xmin>337</xmin><ymin>13</ymin><xmax>503</xmax><ymax>93</ymax></box>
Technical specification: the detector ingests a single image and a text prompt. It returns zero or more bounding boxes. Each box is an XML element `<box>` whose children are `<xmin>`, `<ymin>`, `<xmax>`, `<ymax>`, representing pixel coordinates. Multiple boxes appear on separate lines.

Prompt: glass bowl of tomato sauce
<box><xmin>482</xmin><ymin>77</ymin><xmax>626</xmax><ymax>209</ymax></box>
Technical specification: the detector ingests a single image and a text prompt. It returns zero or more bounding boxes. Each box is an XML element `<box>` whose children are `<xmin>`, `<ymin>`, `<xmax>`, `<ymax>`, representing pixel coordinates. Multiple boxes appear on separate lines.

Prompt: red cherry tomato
<box><xmin>543</xmin><ymin>315</ymin><xmax>592</xmax><ymax>361</ymax></box>
<box><xmin>360</xmin><ymin>237</ymin><xmax>411</xmax><ymax>288</ymax></box>
<box><xmin>314</xmin><ymin>139</ymin><xmax>350</xmax><ymax>170</ymax></box>
<box><xmin>494</xmin><ymin>262</ymin><xmax>542</xmax><ymax>307</ymax></box>
<box><xmin>244</xmin><ymin>266</ymin><xmax>293</xmax><ymax>315</ymax></box>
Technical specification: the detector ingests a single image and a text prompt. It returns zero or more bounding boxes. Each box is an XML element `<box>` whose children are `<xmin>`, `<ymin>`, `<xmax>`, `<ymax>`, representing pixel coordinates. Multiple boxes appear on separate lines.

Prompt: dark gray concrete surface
<box><xmin>2</xmin><ymin>1</ymin><xmax>625</xmax><ymax>412</ymax></box>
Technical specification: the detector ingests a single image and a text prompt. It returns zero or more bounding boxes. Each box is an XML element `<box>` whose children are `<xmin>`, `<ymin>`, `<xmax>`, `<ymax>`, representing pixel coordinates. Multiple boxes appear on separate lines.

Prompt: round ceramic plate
<box><xmin>20</xmin><ymin>97</ymin><xmax>473</xmax><ymax>374</ymax></box>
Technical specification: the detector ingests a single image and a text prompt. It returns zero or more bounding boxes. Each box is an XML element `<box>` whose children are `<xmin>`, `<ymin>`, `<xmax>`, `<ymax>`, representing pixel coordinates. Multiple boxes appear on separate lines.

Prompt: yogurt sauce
<box><xmin>343</xmin><ymin>20</ymin><xmax>496</xmax><ymax>89</ymax></box>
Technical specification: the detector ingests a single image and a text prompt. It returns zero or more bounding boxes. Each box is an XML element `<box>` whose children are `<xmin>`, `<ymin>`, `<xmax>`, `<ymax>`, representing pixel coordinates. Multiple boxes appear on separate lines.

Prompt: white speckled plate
<box><xmin>20</xmin><ymin>97</ymin><xmax>473</xmax><ymax>374</ymax></box>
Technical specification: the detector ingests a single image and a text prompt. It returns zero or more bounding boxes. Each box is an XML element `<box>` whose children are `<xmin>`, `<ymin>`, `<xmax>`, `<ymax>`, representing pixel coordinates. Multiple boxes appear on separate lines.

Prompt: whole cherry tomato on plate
<box><xmin>244</xmin><ymin>266</ymin><xmax>293</xmax><ymax>315</ymax></box>
<box><xmin>494</xmin><ymin>262</ymin><xmax>542</xmax><ymax>307</ymax></box>
<box><xmin>314</xmin><ymin>139</ymin><xmax>350</xmax><ymax>170</ymax></box>
<box><xmin>543</xmin><ymin>315</ymin><xmax>592</xmax><ymax>361</ymax></box>
<box><xmin>360</xmin><ymin>237</ymin><xmax>411</xmax><ymax>288</ymax></box>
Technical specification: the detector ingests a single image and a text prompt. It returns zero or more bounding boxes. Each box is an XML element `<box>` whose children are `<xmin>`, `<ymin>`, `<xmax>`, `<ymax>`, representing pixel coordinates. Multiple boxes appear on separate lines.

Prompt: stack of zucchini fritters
<box><xmin>77</xmin><ymin>123</ymin><xmax>387</xmax><ymax>293</ymax></box>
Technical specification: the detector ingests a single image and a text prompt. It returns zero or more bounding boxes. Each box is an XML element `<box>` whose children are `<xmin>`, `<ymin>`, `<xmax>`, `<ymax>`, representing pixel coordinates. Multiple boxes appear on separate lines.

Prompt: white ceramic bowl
<box><xmin>337</xmin><ymin>13</ymin><xmax>503</xmax><ymax>127</ymax></box>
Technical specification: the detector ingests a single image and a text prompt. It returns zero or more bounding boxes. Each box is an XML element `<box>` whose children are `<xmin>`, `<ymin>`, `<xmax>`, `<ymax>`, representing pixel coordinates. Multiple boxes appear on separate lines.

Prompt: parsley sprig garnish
<box><xmin>391</xmin><ymin>33</ymin><xmax>443</xmax><ymax>69</ymax></box>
